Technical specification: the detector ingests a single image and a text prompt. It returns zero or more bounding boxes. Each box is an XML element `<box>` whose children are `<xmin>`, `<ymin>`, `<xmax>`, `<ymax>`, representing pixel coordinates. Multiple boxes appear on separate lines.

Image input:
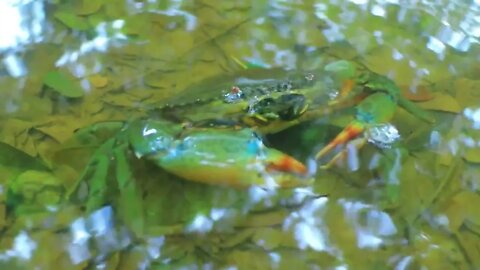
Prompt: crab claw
<box><xmin>261</xmin><ymin>148</ymin><xmax>312</xmax><ymax>188</ymax></box>
<box><xmin>315</xmin><ymin>120</ymin><xmax>365</xmax><ymax>161</ymax></box>
<box><xmin>264</xmin><ymin>149</ymin><xmax>307</xmax><ymax>175</ymax></box>
<box><xmin>144</xmin><ymin>128</ymin><xmax>312</xmax><ymax>188</ymax></box>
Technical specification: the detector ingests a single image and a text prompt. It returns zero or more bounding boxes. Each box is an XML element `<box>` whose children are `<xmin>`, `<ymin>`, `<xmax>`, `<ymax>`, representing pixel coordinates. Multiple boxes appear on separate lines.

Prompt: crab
<box><xmin>65</xmin><ymin>65</ymin><xmax>328</xmax><ymax>214</ymax></box>
<box><xmin>65</xmin><ymin>59</ymin><xmax>435</xmax><ymax>216</ymax></box>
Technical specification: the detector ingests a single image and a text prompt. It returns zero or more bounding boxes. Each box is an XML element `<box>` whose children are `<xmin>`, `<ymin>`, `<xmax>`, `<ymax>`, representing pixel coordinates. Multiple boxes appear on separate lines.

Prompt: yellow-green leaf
<box><xmin>444</xmin><ymin>191</ymin><xmax>480</xmax><ymax>232</ymax></box>
<box><xmin>464</xmin><ymin>147</ymin><xmax>480</xmax><ymax>164</ymax></box>
<box><xmin>88</xmin><ymin>74</ymin><xmax>108</xmax><ymax>88</ymax></box>
<box><xmin>43</xmin><ymin>71</ymin><xmax>84</xmax><ymax>98</ymax></box>
<box><xmin>401</xmin><ymin>84</ymin><xmax>434</xmax><ymax>101</ymax></box>
<box><xmin>324</xmin><ymin>60</ymin><xmax>356</xmax><ymax>80</ymax></box>
<box><xmin>9</xmin><ymin>170</ymin><xmax>64</xmax><ymax>206</ymax></box>
<box><xmin>454</xmin><ymin>78</ymin><xmax>480</xmax><ymax>108</ymax></box>
<box><xmin>54</xmin><ymin>11</ymin><xmax>90</xmax><ymax>31</ymax></box>
<box><xmin>417</xmin><ymin>92</ymin><xmax>462</xmax><ymax>113</ymax></box>
<box><xmin>0</xmin><ymin>142</ymin><xmax>48</xmax><ymax>172</ymax></box>
<box><xmin>75</xmin><ymin>0</ymin><xmax>103</xmax><ymax>15</ymax></box>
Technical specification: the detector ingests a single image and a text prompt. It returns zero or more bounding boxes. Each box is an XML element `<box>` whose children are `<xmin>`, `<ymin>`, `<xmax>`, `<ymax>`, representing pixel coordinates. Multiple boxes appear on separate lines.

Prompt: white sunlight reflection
<box><xmin>464</xmin><ymin>107</ymin><xmax>480</xmax><ymax>129</ymax></box>
<box><xmin>186</xmin><ymin>214</ymin><xmax>213</xmax><ymax>233</ymax></box>
<box><xmin>1</xmin><ymin>1</ymin><xmax>45</xmax><ymax>77</ymax></box>
<box><xmin>146</xmin><ymin>236</ymin><xmax>165</xmax><ymax>260</ymax></box>
<box><xmin>436</xmin><ymin>110</ymin><xmax>480</xmax><ymax>161</ymax></box>
<box><xmin>426</xmin><ymin>36</ymin><xmax>446</xmax><ymax>60</ymax></box>
<box><xmin>68</xmin><ymin>206</ymin><xmax>132</xmax><ymax>265</ymax></box>
<box><xmin>3</xmin><ymin>54</ymin><xmax>26</xmax><ymax>77</ymax></box>
<box><xmin>210</xmin><ymin>208</ymin><xmax>228</xmax><ymax>221</ymax></box>
<box><xmin>0</xmin><ymin>1</ymin><xmax>30</xmax><ymax>50</ymax></box>
<box><xmin>55</xmin><ymin>20</ymin><xmax>128</xmax><ymax>68</ymax></box>
<box><xmin>340</xmin><ymin>199</ymin><xmax>397</xmax><ymax>249</ymax></box>
<box><xmin>68</xmin><ymin>218</ymin><xmax>91</xmax><ymax>264</ymax></box>
<box><xmin>0</xmin><ymin>231</ymin><xmax>37</xmax><ymax>261</ymax></box>
<box><xmin>371</xmin><ymin>4</ymin><xmax>386</xmax><ymax>17</ymax></box>
<box><xmin>286</xmin><ymin>190</ymin><xmax>402</xmax><ymax>257</ymax></box>
<box><xmin>283</xmin><ymin>197</ymin><xmax>331</xmax><ymax>252</ymax></box>
<box><xmin>346</xmin><ymin>142</ymin><xmax>360</xmax><ymax>171</ymax></box>
<box><xmin>269</xmin><ymin>252</ymin><xmax>281</xmax><ymax>268</ymax></box>
<box><xmin>248</xmin><ymin>186</ymin><xmax>277</xmax><ymax>206</ymax></box>
<box><xmin>128</xmin><ymin>0</ymin><xmax>197</xmax><ymax>31</ymax></box>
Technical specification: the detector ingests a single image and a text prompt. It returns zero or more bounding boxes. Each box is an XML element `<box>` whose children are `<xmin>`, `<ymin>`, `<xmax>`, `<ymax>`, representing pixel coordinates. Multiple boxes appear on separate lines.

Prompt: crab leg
<box><xmin>398</xmin><ymin>96</ymin><xmax>436</xmax><ymax>124</ymax></box>
<box><xmin>320</xmin><ymin>137</ymin><xmax>368</xmax><ymax>169</ymax></box>
<box><xmin>315</xmin><ymin>120</ymin><xmax>365</xmax><ymax>160</ymax></box>
<box><xmin>315</xmin><ymin>92</ymin><xmax>397</xmax><ymax>165</ymax></box>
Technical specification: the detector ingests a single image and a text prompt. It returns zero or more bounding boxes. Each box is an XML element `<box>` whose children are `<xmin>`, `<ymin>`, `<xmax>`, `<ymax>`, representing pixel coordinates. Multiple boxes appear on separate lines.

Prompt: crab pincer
<box><xmin>129</xmin><ymin>120</ymin><xmax>312</xmax><ymax>188</ymax></box>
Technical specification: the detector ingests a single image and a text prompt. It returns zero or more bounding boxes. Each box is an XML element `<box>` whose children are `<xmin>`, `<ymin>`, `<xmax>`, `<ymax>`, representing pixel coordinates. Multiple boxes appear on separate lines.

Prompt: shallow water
<box><xmin>0</xmin><ymin>0</ymin><xmax>479</xmax><ymax>269</ymax></box>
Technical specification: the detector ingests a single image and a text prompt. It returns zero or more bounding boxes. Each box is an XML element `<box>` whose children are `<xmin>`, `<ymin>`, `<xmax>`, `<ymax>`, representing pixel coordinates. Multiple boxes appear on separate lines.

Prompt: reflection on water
<box><xmin>0</xmin><ymin>231</ymin><xmax>36</xmax><ymax>261</ymax></box>
<box><xmin>68</xmin><ymin>206</ymin><xmax>132</xmax><ymax>265</ymax></box>
<box><xmin>1</xmin><ymin>0</ymin><xmax>45</xmax><ymax>78</ymax></box>
<box><xmin>0</xmin><ymin>1</ymin><xmax>42</xmax><ymax>51</ymax></box>
<box><xmin>0</xmin><ymin>0</ymin><xmax>479</xmax><ymax>269</ymax></box>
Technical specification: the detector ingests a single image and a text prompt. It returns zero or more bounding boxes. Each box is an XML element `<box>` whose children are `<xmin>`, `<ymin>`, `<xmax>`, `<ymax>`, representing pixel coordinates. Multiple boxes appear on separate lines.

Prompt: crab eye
<box><xmin>230</xmin><ymin>86</ymin><xmax>241</xmax><ymax>94</ymax></box>
<box><xmin>223</xmin><ymin>86</ymin><xmax>244</xmax><ymax>103</ymax></box>
<box><xmin>277</xmin><ymin>94</ymin><xmax>307</xmax><ymax>120</ymax></box>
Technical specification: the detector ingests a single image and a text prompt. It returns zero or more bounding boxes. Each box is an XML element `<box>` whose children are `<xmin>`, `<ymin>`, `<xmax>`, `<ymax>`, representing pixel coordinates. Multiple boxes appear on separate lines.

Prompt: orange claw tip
<box><xmin>266</xmin><ymin>152</ymin><xmax>308</xmax><ymax>175</ymax></box>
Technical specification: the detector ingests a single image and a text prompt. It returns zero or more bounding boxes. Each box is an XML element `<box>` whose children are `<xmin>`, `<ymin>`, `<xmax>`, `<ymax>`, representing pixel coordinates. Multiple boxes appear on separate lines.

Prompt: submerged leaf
<box><xmin>454</xmin><ymin>230</ymin><xmax>480</xmax><ymax>269</ymax></box>
<box><xmin>114</xmin><ymin>143</ymin><xmax>145</xmax><ymax>236</ymax></box>
<box><xmin>11</xmin><ymin>95</ymin><xmax>52</xmax><ymax>121</ymax></box>
<box><xmin>417</xmin><ymin>93</ymin><xmax>461</xmax><ymax>113</ymax></box>
<box><xmin>409</xmin><ymin>227</ymin><xmax>467</xmax><ymax>270</ymax></box>
<box><xmin>23</xmin><ymin>43</ymin><xmax>63</xmax><ymax>95</ymax></box>
<box><xmin>395</xmin><ymin>155</ymin><xmax>436</xmax><ymax>223</ymax></box>
<box><xmin>75</xmin><ymin>0</ymin><xmax>104</xmax><ymax>15</ymax></box>
<box><xmin>237</xmin><ymin>209</ymin><xmax>288</xmax><ymax>227</ymax></box>
<box><xmin>0</xmin><ymin>142</ymin><xmax>48</xmax><ymax>172</ymax></box>
<box><xmin>88</xmin><ymin>74</ymin><xmax>109</xmax><ymax>88</ymax></box>
<box><xmin>8</xmin><ymin>170</ymin><xmax>64</xmax><ymax>209</ymax></box>
<box><xmin>453</xmin><ymin>78</ymin><xmax>480</xmax><ymax>108</ymax></box>
<box><xmin>43</xmin><ymin>71</ymin><xmax>84</xmax><ymax>98</ymax></box>
<box><xmin>0</xmin><ymin>118</ymin><xmax>37</xmax><ymax>156</ymax></box>
<box><xmin>34</xmin><ymin>119</ymin><xmax>79</xmax><ymax>144</ymax></box>
<box><xmin>68</xmin><ymin>138</ymin><xmax>115</xmax><ymax>209</ymax></box>
<box><xmin>226</xmin><ymin>250</ymin><xmax>271</xmax><ymax>269</ymax></box>
<box><xmin>220</xmin><ymin>228</ymin><xmax>255</xmax><ymax>248</ymax></box>
<box><xmin>463</xmin><ymin>147</ymin><xmax>480</xmax><ymax>164</ymax></box>
<box><xmin>54</xmin><ymin>11</ymin><xmax>91</xmax><ymax>31</ymax></box>
<box><xmin>252</xmin><ymin>227</ymin><xmax>298</xmax><ymax>250</ymax></box>
<box><xmin>325</xmin><ymin>60</ymin><xmax>356</xmax><ymax>80</ymax></box>
<box><xmin>443</xmin><ymin>191</ymin><xmax>480</xmax><ymax>232</ymax></box>
<box><xmin>252</xmin><ymin>227</ymin><xmax>283</xmax><ymax>250</ymax></box>
<box><xmin>401</xmin><ymin>85</ymin><xmax>434</xmax><ymax>101</ymax></box>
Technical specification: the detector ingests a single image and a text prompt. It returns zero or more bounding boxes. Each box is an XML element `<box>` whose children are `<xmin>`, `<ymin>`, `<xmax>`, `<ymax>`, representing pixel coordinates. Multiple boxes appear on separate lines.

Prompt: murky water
<box><xmin>0</xmin><ymin>0</ymin><xmax>479</xmax><ymax>269</ymax></box>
